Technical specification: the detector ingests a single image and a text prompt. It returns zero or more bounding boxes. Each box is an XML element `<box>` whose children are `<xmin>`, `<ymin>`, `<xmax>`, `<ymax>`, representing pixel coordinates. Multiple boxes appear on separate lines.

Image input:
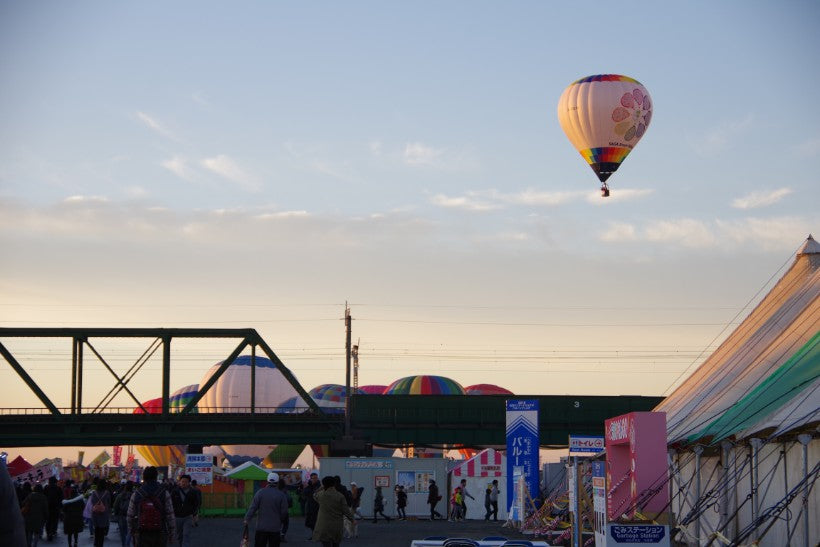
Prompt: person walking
<box><xmin>243</xmin><ymin>472</ymin><xmax>289</xmax><ymax>547</ymax></box>
<box><xmin>312</xmin><ymin>476</ymin><xmax>354</xmax><ymax>547</ymax></box>
<box><xmin>276</xmin><ymin>477</ymin><xmax>292</xmax><ymax>543</ymax></box>
<box><xmin>22</xmin><ymin>483</ymin><xmax>48</xmax><ymax>547</ymax></box>
<box><xmin>395</xmin><ymin>485</ymin><xmax>407</xmax><ymax>520</ymax></box>
<box><xmin>61</xmin><ymin>485</ymin><xmax>85</xmax><ymax>547</ymax></box>
<box><xmin>170</xmin><ymin>474</ymin><xmax>199</xmax><ymax>547</ymax></box>
<box><xmin>458</xmin><ymin>479</ymin><xmax>474</xmax><ymax>519</ymax></box>
<box><xmin>427</xmin><ymin>479</ymin><xmax>443</xmax><ymax>520</ymax></box>
<box><xmin>371</xmin><ymin>486</ymin><xmax>391</xmax><ymax>523</ymax></box>
<box><xmin>112</xmin><ymin>481</ymin><xmax>134</xmax><ymax>547</ymax></box>
<box><xmin>127</xmin><ymin>466</ymin><xmax>176</xmax><ymax>547</ymax></box>
<box><xmin>488</xmin><ymin>480</ymin><xmax>500</xmax><ymax>521</ymax></box>
<box><xmin>89</xmin><ymin>479</ymin><xmax>112</xmax><ymax>547</ymax></box>
<box><xmin>349</xmin><ymin>482</ymin><xmax>363</xmax><ymax>520</ymax></box>
<box><xmin>0</xmin><ymin>455</ymin><xmax>26</xmax><ymax>547</ymax></box>
<box><xmin>302</xmin><ymin>473</ymin><xmax>321</xmax><ymax>539</ymax></box>
<box><xmin>42</xmin><ymin>476</ymin><xmax>62</xmax><ymax>541</ymax></box>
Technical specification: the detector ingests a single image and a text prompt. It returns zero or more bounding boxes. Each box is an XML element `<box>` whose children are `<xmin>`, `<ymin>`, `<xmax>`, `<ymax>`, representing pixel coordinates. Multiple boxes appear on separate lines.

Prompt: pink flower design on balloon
<box><xmin>612</xmin><ymin>89</ymin><xmax>652</xmax><ymax>142</ymax></box>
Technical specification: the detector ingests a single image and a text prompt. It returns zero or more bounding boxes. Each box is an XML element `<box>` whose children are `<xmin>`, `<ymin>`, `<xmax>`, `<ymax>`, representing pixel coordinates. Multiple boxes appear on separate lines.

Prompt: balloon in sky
<box><xmin>464</xmin><ymin>383</ymin><xmax>514</xmax><ymax>396</ymax></box>
<box><xmin>384</xmin><ymin>375</ymin><xmax>465</xmax><ymax>395</ymax></box>
<box><xmin>198</xmin><ymin>355</ymin><xmax>300</xmax><ymax>462</ymax></box>
<box><xmin>557</xmin><ymin>74</ymin><xmax>652</xmax><ymax>196</ymax></box>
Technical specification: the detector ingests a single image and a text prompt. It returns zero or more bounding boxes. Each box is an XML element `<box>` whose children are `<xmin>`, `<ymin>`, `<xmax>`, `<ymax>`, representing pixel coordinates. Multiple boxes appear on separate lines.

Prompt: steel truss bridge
<box><xmin>0</xmin><ymin>328</ymin><xmax>662</xmax><ymax>450</ymax></box>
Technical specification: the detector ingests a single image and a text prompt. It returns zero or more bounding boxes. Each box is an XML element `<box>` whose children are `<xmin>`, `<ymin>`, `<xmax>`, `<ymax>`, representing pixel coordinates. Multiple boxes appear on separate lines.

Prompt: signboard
<box><xmin>113</xmin><ymin>446</ymin><xmax>122</xmax><ymax>466</ymax></box>
<box><xmin>374</xmin><ymin>475</ymin><xmax>390</xmax><ymax>487</ymax></box>
<box><xmin>506</xmin><ymin>399</ymin><xmax>539</xmax><ymax>511</ymax></box>
<box><xmin>592</xmin><ymin>460</ymin><xmax>608</xmax><ymax>547</ymax></box>
<box><xmin>185</xmin><ymin>454</ymin><xmax>213</xmax><ymax>486</ymax></box>
<box><xmin>606</xmin><ymin>524</ymin><xmax>670</xmax><ymax>546</ymax></box>
<box><xmin>569</xmin><ymin>435</ymin><xmax>605</xmax><ymax>454</ymax></box>
<box><xmin>344</xmin><ymin>460</ymin><xmax>393</xmax><ymax>470</ymax></box>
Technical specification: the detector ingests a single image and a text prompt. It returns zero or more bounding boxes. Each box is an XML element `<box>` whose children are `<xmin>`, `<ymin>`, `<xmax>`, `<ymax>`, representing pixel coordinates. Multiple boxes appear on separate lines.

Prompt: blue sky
<box><xmin>1</xmin><ymin>0</ymin><xmax>819</xmax><ymax>429</ymax></box>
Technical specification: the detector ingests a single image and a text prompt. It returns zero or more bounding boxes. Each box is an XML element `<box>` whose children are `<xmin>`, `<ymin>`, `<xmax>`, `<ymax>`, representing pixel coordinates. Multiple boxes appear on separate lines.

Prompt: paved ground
<box><xmin>66</xmin><ymin>516</ymin><xmax>549</xmax><ymax>546</ymax></box>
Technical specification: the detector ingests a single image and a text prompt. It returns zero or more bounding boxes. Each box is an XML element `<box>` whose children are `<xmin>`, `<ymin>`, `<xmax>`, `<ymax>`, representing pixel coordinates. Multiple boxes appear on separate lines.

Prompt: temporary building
<box><xmin>653</xmin><ymin>235</ymin><xmax>819</xmax><ymax>546</ymax></box>
<box><xmin>449</xmin><ymin>448</ymin><xmax>508</xmax><ymax>520</ymax></box>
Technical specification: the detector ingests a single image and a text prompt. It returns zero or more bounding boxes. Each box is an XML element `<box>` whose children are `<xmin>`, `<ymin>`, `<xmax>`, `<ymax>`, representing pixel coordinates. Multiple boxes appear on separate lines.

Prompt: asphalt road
<box><xmin>67</xmin><ymin>516</ymin><xmax>548</xmax><ymax>546</ymax></box>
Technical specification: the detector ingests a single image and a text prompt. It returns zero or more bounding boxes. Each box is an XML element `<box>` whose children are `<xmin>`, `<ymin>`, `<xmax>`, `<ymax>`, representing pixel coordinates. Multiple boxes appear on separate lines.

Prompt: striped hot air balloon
<box><xmin>384</xmin><ymin>375</ymin><xmax>465</xmax><ymax>395</ymax></box>
<box><xmin>464</xmin><ymin>384</ymin><xmax>514</xmax><ymax>396</ymax></box>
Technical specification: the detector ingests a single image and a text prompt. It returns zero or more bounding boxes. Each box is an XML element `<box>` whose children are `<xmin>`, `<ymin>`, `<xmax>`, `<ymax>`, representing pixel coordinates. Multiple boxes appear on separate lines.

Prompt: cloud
<box><xmin>796</xmin><ymin>138</ymin><xmax>820</xmax><ymax>157</ymax></box>
<box><xmin>404</xmin><ymin>142</ymin><xmax>444</xmax><ymax>165</ymax></box>
<box><xmin>598</xmin><ymin>216</ymin><xmax>815</xmax><ymax>251</ymax></box>
<box><xmin>731</xmin><ymin>187</ymin><xmax>792</xmax><ymax>209</ymax></box>
<box><xmin>63</xmin><ymin>195</ymin><xmax>109</xmax><ymax>204</ymax></box>
<box><xmin>585</xmin><ymin>188</ymin><xmax>654</xmax><ymax>204</ymax></box>
<box><xmin>162</xmin><ymin>156</ymin><xmax>195</xmax><ymax>181</ymax></box>
<box><xmin>498</xmin><ymin>188</ymin><xmax>583</xmax><ymax>206</ymax></box>
<box><xmin>135</xmin><ymin>111</ymin><xmax>176</xmax><ymax>140</ymax></box>
<box><xmin>430</xmin><ymin>193</ymin><xmax>500</xmax><ymax>212</ymax></box>
<box><xmin>691</xmin><ymin>114</ymin><xmax>754</xmax><ymax>157</ymax></box>
<box><xmin>201</xmin><ymin>154</ymin><xmax>260</xmax><ymax>191</ymax></box>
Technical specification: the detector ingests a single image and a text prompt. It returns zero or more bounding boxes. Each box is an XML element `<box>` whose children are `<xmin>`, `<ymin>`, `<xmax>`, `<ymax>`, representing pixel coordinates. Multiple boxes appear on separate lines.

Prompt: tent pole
<box><xmin>798</xmin><ymin>434</ymin><xmax>811</xmax><ymax>547</ymax></box>
<box><xmin>720</xmin><ymin>441</ymin><xmax>732</xmax><ymax>538</ymax></box>
<box><xmin>694</xmin><ymin>445</ymin><xmax>703</xmax><ymax>544</ymax></box>
<box><xmin>749</xmin><ymin>438</ymin><xmax>762</xmax><ymax>543</ymax></box>
<box><xmin>782</xmin><ymin>444</ymin><xmax>790</xmax><ymax>542</ymax></box>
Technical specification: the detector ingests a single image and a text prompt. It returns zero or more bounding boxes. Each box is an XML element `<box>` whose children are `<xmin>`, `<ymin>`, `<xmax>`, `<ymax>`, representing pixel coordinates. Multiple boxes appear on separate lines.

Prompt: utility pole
<box><xmin>344</xmin><ymin>303</ymin><xmax>352</xmax><ymax>437</ymax></box>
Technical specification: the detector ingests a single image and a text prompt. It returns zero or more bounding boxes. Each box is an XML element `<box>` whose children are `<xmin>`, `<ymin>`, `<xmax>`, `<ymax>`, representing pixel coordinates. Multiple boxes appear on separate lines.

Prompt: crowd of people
<box><xmin>2</xmin><ymin>456</ymin><xmax>503</xmax><ymax>547</ymax></box>
<box><xmin>5</xmin><ymin>462</ymin><xmax>201</xmax><ymax>547</ymax></box>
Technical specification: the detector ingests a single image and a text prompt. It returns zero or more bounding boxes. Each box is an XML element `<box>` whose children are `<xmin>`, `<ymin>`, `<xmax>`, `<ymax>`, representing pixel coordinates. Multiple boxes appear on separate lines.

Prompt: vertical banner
<box><xmin>592</xmin><ymin>460</ymin><xmax>608</xmax><ymax>547</ymax></box>
<box><xmin>506</xmin><ymin>399</ymin><xmax>539</xmax><ymax>511</ymax></box>
<box><xmin>112</xmin><ymin>446</ymin><xmax>122</xmax><ymax>466</ymax></box>
<box><xmin>185</xmin><ymin>454</ymin><xmax>213</xmax><ymax>485</ymax></box>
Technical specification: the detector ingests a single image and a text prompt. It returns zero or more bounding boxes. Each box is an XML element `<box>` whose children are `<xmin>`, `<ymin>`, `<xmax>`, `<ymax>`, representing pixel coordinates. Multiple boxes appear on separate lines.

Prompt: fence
<box><xmin>201</xmin><ymin>491</ymin><xmax>303</xmax><ymax>518</ymax></box>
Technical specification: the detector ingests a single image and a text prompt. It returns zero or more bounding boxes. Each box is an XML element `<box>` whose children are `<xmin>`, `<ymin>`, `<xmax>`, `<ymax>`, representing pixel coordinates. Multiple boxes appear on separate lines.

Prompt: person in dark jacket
<box><xmin>395</xmin><ymin>485</ymin><xmax>407</xmax><ymax>520</ymax></box>
<box><xmin>0</xmin><ymin>456</ymin><xmax>26</xmax><ymax>547</ymax></box>
<box><xmin>42</xmin><ymin>477</ymin><xmax>62</xmax><ymax>541</ymax></box>
<box><xmin>127</xmin><ymin>466</ymin><xmax>176</xmax><ymax>547</ymax></box>
<box><xmin>61</xmin><ymin>485</ymin><xmax>84</xmax><ymax>547</ymax></box>
<box><xmin>371</xmin><ymin>486</ymin><xmax>391</xmax><ymax>523</ymax></box>
<box><xmin>302</xmin><ymin>472</ymin><xmax>321</xmax><ymax>537</ymax></box>
<box><xmin>243</xmin><ymin>472</ymin><xmax>289</xmax><ymax>547</ymax></box>
<box><xmin>89</xmin><ymin>479</ymin><xmax>112</xmax><ymax>547</ymax></box>
<box><xmin>23</xmin><ymin>483</ymin><xmax>49</xmax><ymax>547</ymax></box>
<box><xmin>427</xmin><ymin>479</ymin><xmax>443</xmax><ymax>520</ymax></box>
<box><xmin>112</xmin><ymin>481</ymin><xmax>134</xmax><ymax>547</ymax></box>
<box><xmin>170</xmin><ymin>474</ymin><xmax>199</xmax><ymax>547</ymax></box>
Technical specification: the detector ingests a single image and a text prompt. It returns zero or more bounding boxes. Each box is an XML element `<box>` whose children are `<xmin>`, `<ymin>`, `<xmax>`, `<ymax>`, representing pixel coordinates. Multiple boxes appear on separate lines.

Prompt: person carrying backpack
<box><xmin>112</xmin><ymin>481</ymin><xmax>134</xmax><ymax>547</ymax></box>
<box><xmin>127</xmin><ymin>466</ymin><xmax>176</xmax><ymax>547</ymax></box>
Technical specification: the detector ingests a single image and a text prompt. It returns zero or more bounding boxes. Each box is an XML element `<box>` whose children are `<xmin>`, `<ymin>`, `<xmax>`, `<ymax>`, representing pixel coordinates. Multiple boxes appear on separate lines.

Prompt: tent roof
<box><xmin>688</xmin><ymin>331</ymin><xmax>820</xmax><ymax>444</ymax></box>
<box><xmin>7</xmin><ymin>455</ymin><xmax>32</xmax><ymax>476</ymax></box>
<box><xmin>224</xmin><ymin>461</ymin><xmax>270</xmax><ymax>480</ymax></box>
<box><xmin>450</xmin><ymin>448</ymin><xmax>505</xmax><ymax>477</ymax></box>
<box><xmin>657</xmin><ymin>236</ymin><xmax>820</xmax><ymax>445</ymax></box>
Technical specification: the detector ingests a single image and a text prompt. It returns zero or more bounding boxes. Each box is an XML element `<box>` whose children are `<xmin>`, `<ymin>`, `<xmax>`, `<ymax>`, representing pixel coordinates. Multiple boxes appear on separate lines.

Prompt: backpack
<box><xmin>137</xmin><ymin>487</ymin><xmax>165</xmax><ymax>532</ymax></box>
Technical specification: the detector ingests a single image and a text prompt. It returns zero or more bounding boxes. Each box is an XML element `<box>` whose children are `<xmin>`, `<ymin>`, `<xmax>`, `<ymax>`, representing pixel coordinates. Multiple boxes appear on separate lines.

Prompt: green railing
<box><xmin>200</xmin><ymin>492</ymin><xmax>302</xmax><ymax>518</ymax></box>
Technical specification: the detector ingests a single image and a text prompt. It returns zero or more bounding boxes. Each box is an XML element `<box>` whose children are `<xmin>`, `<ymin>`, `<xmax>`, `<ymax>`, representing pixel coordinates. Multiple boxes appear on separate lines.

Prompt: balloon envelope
<box><xmin>464</xmin><ymin>383</ymin><xmax>514</xmax><ymax>395</ymax></box>
<box><xmin>557</xmin><ymin>74</ymin><xmax>652</xmax><ymax>186</ymax></box>
<box><xmin>198</xmin><ymin>355</ymin><xmax>301</xmax><ymax>462</ymax></box>
<box><xmin>358</xmin><ymin>385</ymin><xmax>388</xmax><ymax>395</ymax></box>
<box><xmin>133</xmin><ymin>396</ymin><xmax>186</xmax><ymax>467</ymax></box>
<box><xmin>384</xmin><ymin>375</ymin><xmax>465</xmax><ymax>395</ymax></box>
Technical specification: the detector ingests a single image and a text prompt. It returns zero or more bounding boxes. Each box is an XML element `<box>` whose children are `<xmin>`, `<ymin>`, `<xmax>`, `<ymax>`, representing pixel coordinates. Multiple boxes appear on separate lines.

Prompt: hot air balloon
<box><xmin>384</xmin><ymin>375</ymin><xmax>465</xmax><ymax>395</ymax></box>
<box><xmin>464</xmin><ymin>383</ymin><xmax>514</xmax><ymax>396</ymax></box>
<box><xmin>358</xmin><ymin>385</ymin><xmax>388</xmax><ymax>395</ymax></box>
<box><xmin>198</xmin><ymin>355</ymin><xmax>303</xmax><ymax>463</ymax></box>
<box><xmin>557</xmin><ymin>74</ymin><xmax>652</xmax><ymax>197</ymax></box>
<box><xmin>133</xmin><ymin>396</ymin><xmax>186</xmax><ymax>467</ymax></box>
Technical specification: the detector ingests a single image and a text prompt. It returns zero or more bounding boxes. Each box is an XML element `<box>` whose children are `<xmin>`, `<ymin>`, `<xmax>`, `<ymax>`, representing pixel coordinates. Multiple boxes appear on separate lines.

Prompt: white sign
<box><xmin>569</xmin><ymin>435</ymin><xmax>605</xmax><ymax>454</ymax></box>
<box><xmin>185</xmin><ymin>454</ymin><xmax>213</xmax><ymax>486</ymax></box>
<box><xmin>345</xmin><ymin>460</ymin><xmax>393</xmax><ymax>469</ymax></box>
<box><xmin>606</xmin><ymin>524</ymin><xmax>670</xmax><ymax>546</ymax></box>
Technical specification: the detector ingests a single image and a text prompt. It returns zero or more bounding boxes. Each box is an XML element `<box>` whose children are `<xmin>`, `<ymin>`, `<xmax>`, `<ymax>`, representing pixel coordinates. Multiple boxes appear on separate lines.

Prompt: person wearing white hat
<box><xmin>243</xmin><ymin>473</ymin><xmax>289</xmax><ymax>546</ymax></box>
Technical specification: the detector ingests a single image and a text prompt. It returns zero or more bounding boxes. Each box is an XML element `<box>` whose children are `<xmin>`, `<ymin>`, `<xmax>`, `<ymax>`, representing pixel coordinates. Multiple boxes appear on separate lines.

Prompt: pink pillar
<box><xmin>604</xmin><ymin>411</ymin><xmax>669</xmax><ymax>522</ymax></box>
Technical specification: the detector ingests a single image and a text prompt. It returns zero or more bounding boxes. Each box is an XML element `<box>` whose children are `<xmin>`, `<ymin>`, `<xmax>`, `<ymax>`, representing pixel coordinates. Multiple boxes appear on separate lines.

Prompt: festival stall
<box><xmin>449</xmin><ymin>448</ymin><xmax>508</xmax><ymax>520</ymax></box>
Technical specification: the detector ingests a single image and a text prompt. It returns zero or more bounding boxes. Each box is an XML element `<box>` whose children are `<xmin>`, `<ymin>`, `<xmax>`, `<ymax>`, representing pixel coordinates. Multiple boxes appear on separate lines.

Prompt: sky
<box><xmin>1</xmin><ymin>1</ymin><xmax>819</xmax><ymax>462</ymax></box>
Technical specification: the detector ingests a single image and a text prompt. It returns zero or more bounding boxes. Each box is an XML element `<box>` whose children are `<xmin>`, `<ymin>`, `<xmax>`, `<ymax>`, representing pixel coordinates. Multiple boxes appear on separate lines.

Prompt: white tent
<box><xmin>654</xmin><ymin>235</ymin><xmax>819</xmax><ymax>546</ymax></box>
<box><xmin>449</xmin><ymin>448</ymin><xmax>508</xmax><ymax>520</ymax></box>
